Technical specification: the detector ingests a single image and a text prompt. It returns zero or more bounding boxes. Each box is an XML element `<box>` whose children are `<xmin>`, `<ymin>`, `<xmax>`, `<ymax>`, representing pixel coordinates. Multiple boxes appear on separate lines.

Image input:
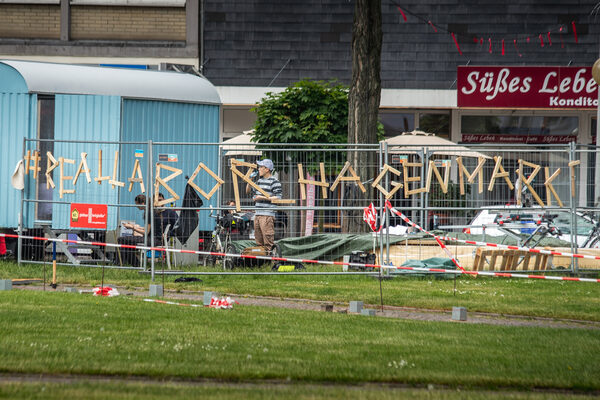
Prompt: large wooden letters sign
<box><xmin>23</xmin><ymin>148</ymin><xmax>581</xmax><ymax>208</ymax></box>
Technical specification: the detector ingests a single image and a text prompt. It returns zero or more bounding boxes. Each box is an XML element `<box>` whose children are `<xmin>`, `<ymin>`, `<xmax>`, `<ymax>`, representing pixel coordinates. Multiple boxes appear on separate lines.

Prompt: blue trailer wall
<box><xmin>52</xmin><ymin>94</ymin><xmax>121</xmax><ymax>230</ymax></box>
<box><xmin>0</xmin><ymin>93</ymin><xmax>37</xmax><ymax>228</ymax></box>
<box><xmin>120</xmin><ymin>99</ymin><xmax>220</xmax><ymax>231</ymax></box>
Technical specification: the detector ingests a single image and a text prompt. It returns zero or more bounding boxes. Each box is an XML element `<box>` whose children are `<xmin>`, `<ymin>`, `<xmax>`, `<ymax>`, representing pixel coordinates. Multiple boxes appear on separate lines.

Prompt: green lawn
<box><xmin>1</xmin><ymin>260</ymin><xmax>599</xmax><ymax>321</ymax></box>
<box><xmin>1</xmin><ymin>290</ymin><xmax>599</xmax><ymax>394</ymax></box>
<box><xmin>0</xmin><ymin>381</ymin><xmax>594</xmax><ymax>400</ymax></box>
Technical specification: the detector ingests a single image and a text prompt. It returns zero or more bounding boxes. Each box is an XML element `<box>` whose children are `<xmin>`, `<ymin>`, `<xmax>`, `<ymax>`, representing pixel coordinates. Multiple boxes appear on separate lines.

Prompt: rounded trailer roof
<box><xmin>0</xmin><ymin>60</ymin><xmax>220</xmax><ymax>105</ymax></box>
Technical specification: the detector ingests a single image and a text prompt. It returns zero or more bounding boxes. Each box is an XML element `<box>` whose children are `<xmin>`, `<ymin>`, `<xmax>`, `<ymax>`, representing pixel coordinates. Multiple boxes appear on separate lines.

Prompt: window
<box><xmin>379</xmin><ymin>112</ymin><xmax>414</xmax><ymax>137</ymax></box>
<box><xmin>37</xmin><ymin>96</ymin><xmax>54</xmax><ymax>222</ymax></box>
<box><xmin>461</xmin><ymin>115</ymin><xmax>578</xmax><ymax>144</ymax></box>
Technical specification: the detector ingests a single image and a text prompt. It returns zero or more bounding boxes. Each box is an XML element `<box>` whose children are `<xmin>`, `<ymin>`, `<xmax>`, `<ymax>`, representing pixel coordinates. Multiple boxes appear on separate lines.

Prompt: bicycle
<box><xmin>579</xmin><ymin>212</ymin><xmax>600</xmax><ymax>248</ymax></box>
<box><xmin>202</xmin><ymin>206</ymin><xmax>251</xmax><ymax>269</ymax></box>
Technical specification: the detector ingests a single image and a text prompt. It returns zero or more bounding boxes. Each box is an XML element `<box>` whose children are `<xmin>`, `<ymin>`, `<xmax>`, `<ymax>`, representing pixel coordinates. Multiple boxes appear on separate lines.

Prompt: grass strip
<box><xmin>1</xmin><ymin>260</ymin><xmax>599</xmax><ymax>321</ymax></box>
<box><xmin>0</xmin><ymin>380</ymin><xmax>593</xmax><ymax>400</ymax></box>
<box><xmin>0</xmin><ymin>291</ymin><xmax>599</xmax><ymax>391</ymax></box>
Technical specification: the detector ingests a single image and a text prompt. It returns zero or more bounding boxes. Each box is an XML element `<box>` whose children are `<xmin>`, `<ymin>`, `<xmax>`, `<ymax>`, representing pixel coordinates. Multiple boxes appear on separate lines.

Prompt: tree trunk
<box><xmin>344</xmin><ymin>0</ymin><xmax>382</xmax><ymax>233</ymax></box>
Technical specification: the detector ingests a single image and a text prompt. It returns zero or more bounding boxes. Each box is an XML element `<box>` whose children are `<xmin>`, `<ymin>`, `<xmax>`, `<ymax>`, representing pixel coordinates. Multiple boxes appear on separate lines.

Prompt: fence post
<box><xmin>149</xmin><ymin>140</ymin><xmax>155</xmax><ymax>282</ymax></box>
<box><xmin>569</xmin><ymin>141</ymin><xmax>578</xmax><ymax>275</ymax></box>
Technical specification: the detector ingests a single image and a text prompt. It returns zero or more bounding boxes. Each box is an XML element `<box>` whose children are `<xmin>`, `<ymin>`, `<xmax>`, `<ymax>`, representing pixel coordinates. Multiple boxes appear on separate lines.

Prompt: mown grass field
<box><xmin>0</xmin><ymin>260</ymin><xmax>599</xmax><ymax>399</ymax></box>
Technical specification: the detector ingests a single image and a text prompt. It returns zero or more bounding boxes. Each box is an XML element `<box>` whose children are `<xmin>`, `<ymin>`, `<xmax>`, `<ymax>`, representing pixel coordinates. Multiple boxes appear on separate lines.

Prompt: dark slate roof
<box><xmin>202</xmin><ymin>0</ymin><xmax>600</xmax><ymax>89</ymax></box>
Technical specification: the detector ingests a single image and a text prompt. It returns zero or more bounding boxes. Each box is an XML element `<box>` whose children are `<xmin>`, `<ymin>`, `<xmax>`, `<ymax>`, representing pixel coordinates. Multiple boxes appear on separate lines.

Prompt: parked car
<box><xmin>464</xmin><ymin>206</ymin><xmax>599</xmax><ymax>247</ymax></box>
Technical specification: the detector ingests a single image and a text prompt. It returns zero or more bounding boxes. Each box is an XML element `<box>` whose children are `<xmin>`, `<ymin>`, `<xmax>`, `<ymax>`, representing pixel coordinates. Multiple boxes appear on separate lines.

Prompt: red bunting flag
<box><xmin>397</xmin><ymin>6</ymin><xmax>407</xmax><ymax>22</ymax></box>
<box><xmin>539</xmin><ymin>34</ymin><xmax>544</xmax><ymax>47</ymax></box>
<box><xmin>451</xmin><ymin>32</ymin><xmax>462</xmax><ymax>55</ymax></box>
<box><xmin>501</xmin><ymin>39</ymin><xmax>505</xmax><ymax>55</ymax></box>
<box><xmin>513</xmin><ymin>39</ymin><xmax>522</xmax><ymax>57</ymax></box>
<box><xmin>571</xmin><ymin>21</ymin><xmax>578</xmax><ymax>43</ymax></box>
<box><xmin>428</xmin><ymin>20</ymin><xmax>437</xmax><ymax>32</ymax></box>
<box><xmin>547</xmin><ymin>31</ymin><xmax>552</xmax><ymax>46</ymax></box>
<box><xmin>488</xmin><ymin>38</ymin><xmax>492</xmax><ymax>53</ymax></box>
<box><xmin>559</xmin><ymin>26</ymin><xmax>565</xmax><ymax>48</ymax></box>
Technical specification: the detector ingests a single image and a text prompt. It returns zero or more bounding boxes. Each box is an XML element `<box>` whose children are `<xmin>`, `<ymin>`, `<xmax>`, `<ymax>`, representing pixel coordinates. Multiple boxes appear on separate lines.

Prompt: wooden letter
<box><xmin>73</xmin><ymin>152</ymin><xmax>92</xmax><ymax>185</ymax></box>
<box><xmin>94</xmin><ymin>149</ymin><xmax>110</xmax><ymax>185</ymax></box>
<box><xmin>187</xmin><ymin>162</ymin><xmax>224</xmax><ymax>200</ymax></box>
<box><xmin>372</xmin><ymin>164</ymin><xmax>403</xmax><ymax>199</ymax></box>
<box><xmin>544</xmin><ymin>167</ymin><xmax>563</xmax><ymax>207</ymax></box>
<box><xmin>127</xmin><ymin>159</ymin><xmax>145</xmax><ymax>193</ymax></box>
<box><xmin>330</xmin><ymin>161</ymin><xmax>366</xmax><ymax>193</ymax></box>
<box><xmin>230</xmin><ymin>159</ymin><xmax>295</xmax><ymax>212</ymax></box>
<box><xmin>45</xmin><ymin>151</ymin><xmax>58</xmax><ymax>189</ymax></box>
<box><xmin>154</xmin><ymin>163</ymin><xmax>182</xmax><ymax>206</ymax></box>
<box><xmin>515</xmin><ymin>159</ymin><xmax>544</xmax><ymax>207</ymax></box>
<box><xmin>24</xmin><ymin>150</ymin><xmax>41</xmax><ymax>179</ymax></box>
<box><xmin>402</xmin><ymin>161</ymin><xmax>426</xmax><ymax>197</ymax></box>
<box><xmin>298</xmin><ymin>162</ymin><xmax>329</xmax><ymax>200</ymax></box>
<box><xmin>488</xmin><ymin>156</ymin><xmax>514</xmax><ymax>192</ymax></box>
<box><xmin>58</xmin><ymin>156</ymin><xmax>75</xmax><ymax>198</ymax></box>
<box><xmin>109</xmin><ymin>150</ymin><xmax>125</xmax><ymax>188</ymax></box>
<box><xmin>425</xmin><ymin>160</ymin><xmax>450</xmax><ymax>194</ymax></box>
<box><xmin>457</xmin><ymin>156</ymin><xmax>486</xmax><ymax>194</ymax></box>
<box><xmin>568</xmin><ymin>160</ymin><xmax>581</xmax><ymax>198</ymax></box>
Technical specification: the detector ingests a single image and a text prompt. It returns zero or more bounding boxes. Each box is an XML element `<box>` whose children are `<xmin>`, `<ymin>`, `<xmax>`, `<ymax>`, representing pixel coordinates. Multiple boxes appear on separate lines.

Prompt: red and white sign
<box><xmin>70</xmin><ymin>203</ymin><xmax>107</xmax><ymax>229</ymax></box>
<box><xmin>458</xmin><ymin>66</ymin><xmax>599</xmax><ymax>109</ymax></box>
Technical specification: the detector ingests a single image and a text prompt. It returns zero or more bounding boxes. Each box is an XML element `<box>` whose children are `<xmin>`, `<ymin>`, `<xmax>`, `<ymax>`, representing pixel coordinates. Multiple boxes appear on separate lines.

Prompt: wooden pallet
<box><xmin>473</xmin><ymin>248</ymin><xmax>551</xmax><ymax>271</ymax></box>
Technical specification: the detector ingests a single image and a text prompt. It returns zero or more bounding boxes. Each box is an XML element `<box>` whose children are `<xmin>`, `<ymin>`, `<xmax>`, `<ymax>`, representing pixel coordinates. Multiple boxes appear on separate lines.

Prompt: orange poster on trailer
<box><xmin>70</xmin><ymin>203</ymin><xmax>108</xmax><ymax>229</ymax></box>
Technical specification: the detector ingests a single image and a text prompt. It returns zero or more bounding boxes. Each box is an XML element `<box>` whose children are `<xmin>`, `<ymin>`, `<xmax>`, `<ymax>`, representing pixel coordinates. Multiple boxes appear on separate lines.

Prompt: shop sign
<box><xmin>70</xmin><ymin>203</ymin><xmax>108</xmax><ymax>229</ymax></box>
<box><xmin>457</xmin><ymin>66</ymin><xmax>599</xmax><ymax>109</ymax></box>
<box><xmin>461</xmin><ymin>134</ymin><xmax>578</xmax><ymax>144</ymax></box>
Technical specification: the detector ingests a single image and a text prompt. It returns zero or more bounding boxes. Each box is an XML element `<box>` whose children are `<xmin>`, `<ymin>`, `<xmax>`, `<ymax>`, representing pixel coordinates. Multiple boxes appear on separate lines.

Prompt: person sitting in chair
<box><xmin>117</xmin><ymin>193</ymin><xmax>178</xmax><ymax>267</ymax></box>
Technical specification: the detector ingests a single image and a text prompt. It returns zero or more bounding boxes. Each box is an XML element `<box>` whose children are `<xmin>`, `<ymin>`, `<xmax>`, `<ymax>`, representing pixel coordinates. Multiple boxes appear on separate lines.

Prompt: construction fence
<box><xmin>7</xmin><ymin>138</ymin><xmax>600</xmax><ymax>275</ymax></box>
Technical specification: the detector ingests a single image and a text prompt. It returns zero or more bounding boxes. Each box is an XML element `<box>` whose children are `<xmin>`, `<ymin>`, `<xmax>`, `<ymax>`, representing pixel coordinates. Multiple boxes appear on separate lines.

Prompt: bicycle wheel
<box><xmin>272</xmin><ymin>243</ymin><xmax>282</xmax><ymax>258</ymax></box>
<box><xmin>589</xmin><ymin>237</ymin><xmax>600</xmax><ymax>249</ymax></box>
<box><xmin>202</xmin><ymin>241</ymin><xmax>216</xmax><ymax>267</ymax></box>
<box><xmin>223</xmin><ymin>243</ymin><xmax>236</xmax><ymax>270</ymax></box>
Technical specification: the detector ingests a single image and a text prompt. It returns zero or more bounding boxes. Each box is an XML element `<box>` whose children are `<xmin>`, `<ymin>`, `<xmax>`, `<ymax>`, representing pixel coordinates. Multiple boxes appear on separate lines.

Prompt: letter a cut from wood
<box><xmin>73</xmin><ymin>152</ymin><xmax>92</xmax><ymax>185</ymax></box>
<box><xmin>330</xmin><ymin>161</ymin><xmax>366</xmax><ymax>193</ymax></box>
<box><xmin>127</xmin><ymin>159</ymin><xmax>145</xmax><ymax>193</ymax></box>
<box><xmin>488</xmin><ymin>156</ymin><xmax>514</xmax><ymax>192</ymax></box>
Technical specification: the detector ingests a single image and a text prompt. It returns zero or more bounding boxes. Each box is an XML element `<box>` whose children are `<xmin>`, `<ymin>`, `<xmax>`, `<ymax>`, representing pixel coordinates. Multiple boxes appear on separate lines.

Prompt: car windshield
<box><xmin>553</xmin><ymin>213</ymin><xmax>595</xmax><ymax>236</ymax></box>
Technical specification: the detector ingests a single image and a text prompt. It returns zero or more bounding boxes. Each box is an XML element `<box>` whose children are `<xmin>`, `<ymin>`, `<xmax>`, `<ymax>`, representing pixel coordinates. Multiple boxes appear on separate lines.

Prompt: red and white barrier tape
<box><xmin>2</xmin><ymin>230</ymin><xmax>599</xmax><ymax>283</ymax></box>
<box><xmin>142</xmin><ymin>297</ymin><xmax>237</xmax><ymax>309</ymax></box>
<box><xmin>384</xmin><ymin>200</ymin><xmax>600</xmax><ymax>262</ymax></box>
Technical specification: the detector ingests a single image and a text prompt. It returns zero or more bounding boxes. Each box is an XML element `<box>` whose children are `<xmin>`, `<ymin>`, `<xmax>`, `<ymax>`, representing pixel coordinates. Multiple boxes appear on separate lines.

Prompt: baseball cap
<box><xmin>256</xmin><ymin>159</ymin><xmax>274</xmax><ymax>170</ymax></box>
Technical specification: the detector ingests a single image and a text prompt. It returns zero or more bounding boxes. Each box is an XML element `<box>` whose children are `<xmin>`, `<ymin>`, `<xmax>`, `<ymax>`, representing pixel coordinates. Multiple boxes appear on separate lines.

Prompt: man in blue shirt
<box><xmin>246</xmin><ymin>159</ymin><xmax>282</xmax><ymax>252</ymax></box>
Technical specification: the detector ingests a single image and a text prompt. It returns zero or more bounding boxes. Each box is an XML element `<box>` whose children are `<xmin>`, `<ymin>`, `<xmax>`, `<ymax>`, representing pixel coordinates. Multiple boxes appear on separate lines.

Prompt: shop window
<box><xmin>379</xmin><ymin>112</ymin><xmax>414</xmax><ymax>137</ymax></box>
<box><xmin>419</xmin><ymin>113</ymin><xmax>450</xmax><ymax>139</ymax></box>
<box><xmin>461</xmin><ymin>115</ymin><xmax>578</xmax><ymax>144</ymax></box>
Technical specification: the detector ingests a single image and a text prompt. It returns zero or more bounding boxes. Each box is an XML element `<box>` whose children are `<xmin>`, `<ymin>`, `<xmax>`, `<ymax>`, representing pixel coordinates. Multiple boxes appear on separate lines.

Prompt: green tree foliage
<box><xmin>251</xmin><ymin>80</ymin><xmax>349</xmax><ymax>172</ymax></box>
<box><xmin>251</xmin><ymin>79</ymin><xmax>383</xmax><ymax>173</ymax></box>
<box><xmin>252</xmin><ymin>79</ymin><xmax>348</xmax><ymax>145</ymax></box>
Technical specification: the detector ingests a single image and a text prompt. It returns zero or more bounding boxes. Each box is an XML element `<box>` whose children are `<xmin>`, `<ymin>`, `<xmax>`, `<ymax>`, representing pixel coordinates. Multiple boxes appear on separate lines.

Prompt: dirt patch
<box><xmin>11</xmin><ymin>283</ymin><xmax>600</xmax><ymax>330</ymax></box>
